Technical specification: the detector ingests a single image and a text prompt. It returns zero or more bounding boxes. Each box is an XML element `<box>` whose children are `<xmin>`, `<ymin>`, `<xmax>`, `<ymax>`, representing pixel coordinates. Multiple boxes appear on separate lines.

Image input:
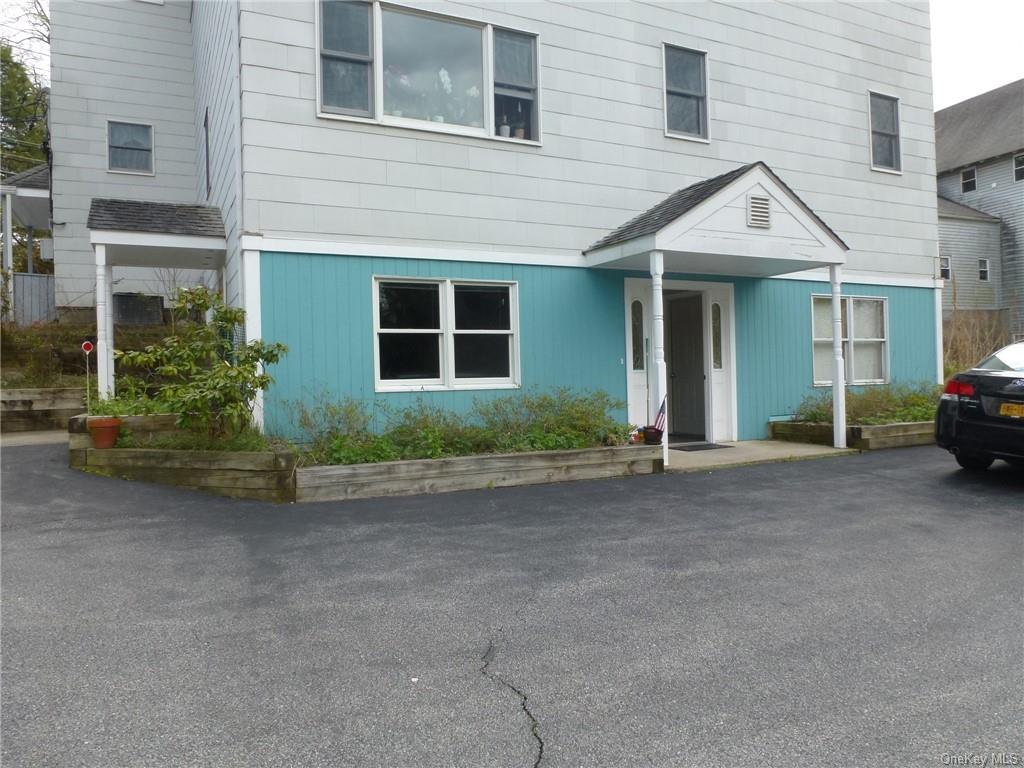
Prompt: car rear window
<box><xmin>976</xmin><ymin>343</ymin><xmax>1024</xmax><ymax>372</ymax></box>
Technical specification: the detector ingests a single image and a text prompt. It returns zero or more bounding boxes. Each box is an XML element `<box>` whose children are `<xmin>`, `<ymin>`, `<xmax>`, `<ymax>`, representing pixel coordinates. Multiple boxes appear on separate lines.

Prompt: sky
<box><xmin>2</xmin><ymin>0</ymin><xmax>1023</xmax><ymax>109</ymax></box>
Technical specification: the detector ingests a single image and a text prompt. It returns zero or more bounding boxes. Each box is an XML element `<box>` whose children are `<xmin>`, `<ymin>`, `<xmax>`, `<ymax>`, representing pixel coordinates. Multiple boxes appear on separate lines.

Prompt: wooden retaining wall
<box><xmin>68</xmin><ymin>413</ymin><xmax>180</xmax><ymax>450</ymax></box>
<box><xmin>295</xmin><ymin>445</ymin><xmax>665</xmax><ymax>502</ymax></box>
<box><xmin>69</xmin><ymin>447</ymin><xmax>297</xmax><ymax>502</ymax></box>
<box><xmin>770</xmin><ymin>421</ymin><xmax>934</xmax><ymax>450</ymax></box>
<box><xmin>2</xmin><ymin>388</ymin><xmax>85</xmax><ymax>432</ymax></box>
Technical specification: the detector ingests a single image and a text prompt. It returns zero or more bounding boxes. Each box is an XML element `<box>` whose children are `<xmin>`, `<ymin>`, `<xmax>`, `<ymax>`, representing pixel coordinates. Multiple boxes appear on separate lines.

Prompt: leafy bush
<box><xmin>794</xmin><ymin>383</ymin><xmax>941</xmax><ymax>426</ymax></box>
<box><xmin>116</xmin><ymin>287</ymin><xmax>286</xmax><ymax>437</ymax></box>
<box><xmin>293</xmin><ymin>389</ymin><xmax>631</xmax><ymax>466</ymax></box>
<box><xmin>117</xmin><ymin>426</ymin><xmax>273</xmax><ymax>452</ymax></box>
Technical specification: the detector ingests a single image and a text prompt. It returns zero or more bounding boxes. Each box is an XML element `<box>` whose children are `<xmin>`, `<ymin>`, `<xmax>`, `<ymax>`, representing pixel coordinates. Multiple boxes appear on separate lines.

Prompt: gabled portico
<box><xmin>585</xmin><ymin>162</ymin><xmax>851</xmax><ymax>462</ymax></box>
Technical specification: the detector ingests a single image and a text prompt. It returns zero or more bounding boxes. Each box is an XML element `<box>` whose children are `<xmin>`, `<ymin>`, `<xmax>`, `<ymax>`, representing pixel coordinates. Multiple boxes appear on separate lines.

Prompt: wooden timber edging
<box><xmin>769</xmin><ymin>420</ymin><xmax>934</xmax><ymax>450</ymax></box>
<box><xmin>1</xmin><ymin>387</ymin><xmax>85</xmax><ymax>433</ymax></box>
<box><xmin>295</xmin><ymin>445</ymin><xmax>665</xmax><ymax>502</ymax></box>
<box><xmin>69</xmin><ymin>446</ymin><xmax>297</xmax><ymax>503</ymax></box>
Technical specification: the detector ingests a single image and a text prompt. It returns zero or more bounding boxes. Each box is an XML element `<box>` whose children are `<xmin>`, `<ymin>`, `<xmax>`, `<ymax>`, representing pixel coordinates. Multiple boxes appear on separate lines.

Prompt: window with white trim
<box><xmin>374</xmin><ymin>278</ymin><xmax>518</xmax><ymax>390</ymax></box>
<box><xmin>1014</xmin><ymin>154</ymin><xmax>1023</xmax><ymax>182</ymax></box>
<box><xmin>812</xmin><ymin>296</ymin><xmax>888</xmax><ymax>385</ymax></box>
<box><xmin>961</xmin><ymin>167</ymin><xmax>977</xmax><ymax>193</ymax></box>
<box><xmin>108</xmin><ymin>121</ymin><xmax>153</xmax><ymax>174</ymax></box>
<box><xmin>664</xmin><ymin>45</ymin><xmax>708</xmax><ymax>139</ymax></box>
<box><xmin>318</xmin><ymin>1</ymin><xmax>539</xmax><ymax>142</ymax></box>
<box><xmin>939</xmin><ymin>255</ymin><xmax>951</xmax><ymax>280</ymax></box>
<box><xmin>868</xmin><ymin>92</ymin><xmax>901</xmax><ymax>171</ymax></box>
<box><xmin>979</xmin><ymin>258</ymin><xmax>990</xmax><ymax>281</ymax></box>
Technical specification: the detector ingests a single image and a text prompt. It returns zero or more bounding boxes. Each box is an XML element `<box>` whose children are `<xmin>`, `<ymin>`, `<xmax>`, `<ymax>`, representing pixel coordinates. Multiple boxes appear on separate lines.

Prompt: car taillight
<box><xmin>943</xmin><ymin>379</ymin><xmax>976</xmax><ymax>397</ymax></box>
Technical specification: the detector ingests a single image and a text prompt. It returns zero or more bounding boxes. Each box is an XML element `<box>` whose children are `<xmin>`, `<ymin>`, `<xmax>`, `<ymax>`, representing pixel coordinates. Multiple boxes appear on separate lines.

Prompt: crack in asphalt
<box><xmin>480</xmin><ymin>638</ymin><xmax>544</xmax><ymax>768</ymax></box>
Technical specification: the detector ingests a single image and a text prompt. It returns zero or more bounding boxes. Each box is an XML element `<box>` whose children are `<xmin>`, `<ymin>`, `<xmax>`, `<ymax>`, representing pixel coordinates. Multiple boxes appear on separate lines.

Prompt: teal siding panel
<box><xmin>260</xmin><ymin>253</ymin><xmax>627</xmax><ymax>438</ymax></box>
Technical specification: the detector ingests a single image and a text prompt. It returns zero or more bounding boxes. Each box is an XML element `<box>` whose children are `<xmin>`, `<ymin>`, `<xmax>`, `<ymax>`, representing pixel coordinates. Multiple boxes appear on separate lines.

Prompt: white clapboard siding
<box><xmin>236</xmin><ymin>0</ymin><xmax>937</xmax><ymax>280</ymax></box>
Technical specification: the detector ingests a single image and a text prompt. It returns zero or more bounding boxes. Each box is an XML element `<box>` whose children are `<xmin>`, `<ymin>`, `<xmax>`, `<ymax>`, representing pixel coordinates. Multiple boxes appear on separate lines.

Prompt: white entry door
<box><xmin>703</xmin><ymin>284</ymin><xmax>736</xmax><ymax>442</ymax></box>
<box><xmin>625</xmin><ymin>285</ymin><xmax>650</xmax><ymax>427</ymax></box>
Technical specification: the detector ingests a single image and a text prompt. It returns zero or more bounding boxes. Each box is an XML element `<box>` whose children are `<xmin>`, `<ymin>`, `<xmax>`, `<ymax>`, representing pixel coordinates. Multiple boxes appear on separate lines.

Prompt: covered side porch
<box><xmin>584</xmin><ymin>162</ymin><xmax>851</xmax><ymax>464</ymax></box>
<box><xmin>88</xmin><ymin>198</ymin><xmax>226</xmax><ymax>397</ymax></box>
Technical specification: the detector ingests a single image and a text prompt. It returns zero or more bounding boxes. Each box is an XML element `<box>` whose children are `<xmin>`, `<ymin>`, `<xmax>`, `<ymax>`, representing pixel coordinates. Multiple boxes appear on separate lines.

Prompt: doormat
<box><xmin>672</xmin><ymin>443</ymin><xmax>733</xmax><ymax>452</ymax></box>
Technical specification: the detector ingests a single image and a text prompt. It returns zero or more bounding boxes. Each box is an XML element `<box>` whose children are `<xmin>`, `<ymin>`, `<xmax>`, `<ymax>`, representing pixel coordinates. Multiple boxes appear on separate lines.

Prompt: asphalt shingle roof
<box><xmin>937</xmin><ymin>195</ymin><xmax>1001</xmax><ymax>222</ymax></box>
<box><xmin>87</xmin><ymin>198</ymin><xmax>225</xmax><ymax>238</ymax></box>
<box><xmin>2</xmin><ymin>163</ymin><xmax>49</xmax><ymax>190</ymax></box>
<box><xmin>935</xmin><ymin>79</ymin><xmax>1024</xmax><ymax>173</ymax></box>
<box><xmin>585</xmin><ymin>161</ymin><xmax>847</xmax><ymax>253</ymax></box>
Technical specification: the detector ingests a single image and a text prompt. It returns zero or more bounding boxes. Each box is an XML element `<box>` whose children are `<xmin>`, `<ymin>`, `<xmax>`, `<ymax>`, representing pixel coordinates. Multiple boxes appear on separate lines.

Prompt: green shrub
<box><xmin>118</xmin><ymin>426</ymin><xmax>273</xmax><ymax>452</ymax></box>
<box><xmin>292</xmin><ymin>388</ymin><xmax>631</xmax><ymax>465</ymax></box>
<box><xmin>794</xmin><ymin>383</ymin><xmax>941</xmax><ymax>426</ymax></box>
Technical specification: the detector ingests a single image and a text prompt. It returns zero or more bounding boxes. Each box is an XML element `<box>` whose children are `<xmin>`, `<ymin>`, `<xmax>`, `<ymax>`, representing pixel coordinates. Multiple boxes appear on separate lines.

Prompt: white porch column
<box><xmin>95</xmin><ymin>244</ymin><xmax>115</xmax><ymax>398</ymax></box>
<box><xmin>2</xmin><ymin>192</ymin><xmax>12</xmax><ymax>271</ymax></box>
<box><xmin>242</xmin><ymin>249</ymin><xmax>264</xmax><ymax>431</ymax></box>
<box><xmin>830</xmin><ymin>264</ymin><xmax>846</xmax><ymax>448</ymax></box>
<box><xmin>650</xmin><ymin>250</ymin><xmax>669</xmax><ymax>467</ymax></box>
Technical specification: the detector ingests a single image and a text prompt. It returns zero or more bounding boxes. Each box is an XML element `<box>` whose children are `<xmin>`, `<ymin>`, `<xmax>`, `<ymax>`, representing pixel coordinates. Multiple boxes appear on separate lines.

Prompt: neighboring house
<box><xmin>48</xmin><ymin>0</ymin><xmax>942</xmax><ymax>448</ymax></box>
<box><xmin>935</xmin><ymin>79</ymin><xmax>1024</xmax><ymax>341</ymax></box>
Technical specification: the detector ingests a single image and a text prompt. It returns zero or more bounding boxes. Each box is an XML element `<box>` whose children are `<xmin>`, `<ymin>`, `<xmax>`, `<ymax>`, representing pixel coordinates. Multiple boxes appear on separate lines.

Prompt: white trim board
<box><xmin>241</xmin><ymin>236</ymin><xmax>939</xmax><ymax>288</ymax></box>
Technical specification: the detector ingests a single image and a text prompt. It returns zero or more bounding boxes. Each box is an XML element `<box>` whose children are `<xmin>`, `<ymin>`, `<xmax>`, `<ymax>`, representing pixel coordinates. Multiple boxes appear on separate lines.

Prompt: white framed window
<box><xmin>1014</xmin><ymin>154</ymin><xmax>1023</xmax><ymax>182</ymax></box>
<box><xmin>812</xmin><ymin>295</ymin><xmax>888</xmax><ymax>385</ymax></box>
<box><xmin>979</xmin><ymin>258</ymin><xmax>990</xmax><ymax>281</ymax></box>
<box><xmin>107</xmin><ymin>121</ymin><xmax>154</xmax><ymax>175</ymax></box>
<box><xmin>373</xmin><ymin>277</ymin><xmax>520</xmax><ymax>391</ymax></box>
<box><xmin>317</xmin><ymin>1</ymin><xmax>540</xmax><ymax>143</ymax></box>
<box><xmin>868</xmin><ymin>92</ymin><xmax>901</xmax><ymax>172</ymax></box>
<box><xmin>663</xmin><ymin>44</ymin><xmax>708</xmax><ymax>141</ymax></box>
<box><xmin>961</xmin><ymin>167</ymin><xmax>977</xmax><ymax>193</ymax></box>
<box><xmin>939</xmin><ymin>255</ymin><xmax>951</xmax><ymax>280</ymax></box>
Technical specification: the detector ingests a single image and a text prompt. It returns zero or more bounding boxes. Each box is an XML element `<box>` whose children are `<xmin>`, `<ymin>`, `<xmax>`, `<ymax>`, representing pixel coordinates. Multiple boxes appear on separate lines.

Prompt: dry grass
<box><xmin>943</xmin><ymin>309</ymin><xmax>1009</xmax><ymax>377</ymax></box>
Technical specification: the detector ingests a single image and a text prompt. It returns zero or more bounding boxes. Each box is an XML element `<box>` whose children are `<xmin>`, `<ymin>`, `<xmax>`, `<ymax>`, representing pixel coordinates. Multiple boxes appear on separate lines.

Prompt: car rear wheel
<box><xmin>955</xmin><ymin>451</ymin><xmax>994</xmax><ymax>471</ymax></box>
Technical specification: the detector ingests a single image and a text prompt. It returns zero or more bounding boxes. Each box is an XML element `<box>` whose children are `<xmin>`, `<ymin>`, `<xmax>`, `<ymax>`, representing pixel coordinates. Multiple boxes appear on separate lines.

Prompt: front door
<box><xmin>625</xmin><ymin>286</ymin><xmax>650</xmax><ymax>427</ymax></box>
<box><xmin>668</xmin><ymin>293</ymin><xmax>705</xmax><ymax>439</ymax></box>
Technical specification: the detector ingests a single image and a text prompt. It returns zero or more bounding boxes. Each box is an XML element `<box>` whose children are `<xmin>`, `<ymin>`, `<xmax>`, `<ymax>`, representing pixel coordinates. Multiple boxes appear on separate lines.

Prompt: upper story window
<box><xmin>108</xmin><ymin>121</ymin><xmax>153</xmax><ymax>174</ymax></box>
<box><xmin>318</xmin><ymin>1</ymin><xmax>539</xmax><ymax>143</ymax></box>
<box><xmin>868</xmin><ymin>92</ymin><xmax>901</xmax><ymax>172</ymax></box>
<box><xmin>979</xmin><ymin>258</ymin><xmax>990</xmax><ymax>281</ymax></box>
<box><xmin>664</xmin><ymin>45</ymin><xmax>708</xmax><ymax>140</ymax></box>
<box><xmin>939</xmin><ymin>255</ymin><xmax>951</xmax><ymax>280</ymax></box>
<box><xmin>1014</xmin><ymin>154</ymin><xmax>1023</xmax><ymax>182</ymax></box>
<box><xmin>961</xmin><ymin>167</ymin><xmax>977</xmax><ymax>193</ymax></box>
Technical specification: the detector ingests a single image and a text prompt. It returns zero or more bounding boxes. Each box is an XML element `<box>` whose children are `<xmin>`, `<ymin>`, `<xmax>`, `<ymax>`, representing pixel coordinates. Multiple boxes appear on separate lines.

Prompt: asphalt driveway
<box><xmin>2</xmin><ymin>444</ymin><xmax>1021</xmax><ymax>767</ymax></box>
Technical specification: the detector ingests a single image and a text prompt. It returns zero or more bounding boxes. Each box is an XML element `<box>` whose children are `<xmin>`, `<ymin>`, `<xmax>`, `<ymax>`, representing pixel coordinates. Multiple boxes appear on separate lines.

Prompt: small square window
<box><xmin>939</xmin><ymin>256</ymin><xmax>951</xmax><ymax>280</ymax></box>
<box><xmin>961</xmin><ymin>167</ymin><xmax>977</xmax><ymax>193</ymax></box>
<box><xmin>108</xmin><ymin>121</ymin><xmax>153</xmax><ymax>174</ymax></box>
<box><xmin>1014</xmin><ymin>154</ymin><xmax>1024</xmax><ymax>182</ymax></box>
<box><xmin>979</xmin><ymin>259</ymin><xmax>989</xmax><ymax>282</ymax></box>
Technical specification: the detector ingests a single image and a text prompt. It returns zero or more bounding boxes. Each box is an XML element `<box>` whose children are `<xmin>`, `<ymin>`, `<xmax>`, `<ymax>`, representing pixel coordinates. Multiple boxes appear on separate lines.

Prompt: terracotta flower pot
<box><xmin>88</xmin><ymin>417</ymin><xmax>123</xmax><ymax>449</ymax></box>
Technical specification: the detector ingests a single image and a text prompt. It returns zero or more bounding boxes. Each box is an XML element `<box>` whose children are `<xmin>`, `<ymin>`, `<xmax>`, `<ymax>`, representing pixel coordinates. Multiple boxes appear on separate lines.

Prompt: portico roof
<box><xmin>0</xmin><ymin>163</ymin><xmax>50</xmax><ymax>230</ymax></box>
<box><xmin>87</xmin><ymin>198</ymin><xmax>226</xmax><ymax>270</ymax></box>
<box><xmin>584</xmin><ymin>161</ymin><xmax>848</xmax><ymax>277</ymax></box>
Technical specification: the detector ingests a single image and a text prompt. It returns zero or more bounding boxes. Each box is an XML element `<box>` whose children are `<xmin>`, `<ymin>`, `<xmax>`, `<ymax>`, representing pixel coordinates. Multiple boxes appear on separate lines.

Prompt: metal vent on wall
<box><xmin>747</xmin><ymin>194</ymin><xmax>771</xmax><ymax>228</ymax></box>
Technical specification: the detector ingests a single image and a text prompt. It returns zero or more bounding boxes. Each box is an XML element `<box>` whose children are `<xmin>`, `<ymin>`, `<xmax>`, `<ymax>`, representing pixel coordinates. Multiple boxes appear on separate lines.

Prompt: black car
<box><xmin>936</xmin><ymin>342</ymin><xmax>1024</xmax><ymax>470</ymax></box>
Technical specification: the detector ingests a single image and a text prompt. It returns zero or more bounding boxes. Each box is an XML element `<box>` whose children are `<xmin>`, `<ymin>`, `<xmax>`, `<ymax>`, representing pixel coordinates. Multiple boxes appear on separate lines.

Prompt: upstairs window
<box><xmin>664</xmin><ymin>45</ymin><xmax>708</xmax><ymax>140</ymax></box>
<box><xmin>318</xmin><ymin>1</ymin><xmax>539</xmax><ymax>143</ymax></box>
<box><xmin>961</xmin><ymin>167</ymin><xmax>977</xmax><ymax>193</ymax></box>
<box><xmin>1014</xmin><ymin>154</ymin><xmax>1023</xmax><ymax>182</ymax></box>
<box><xmin>979</xmin><ymin>258</ymin><xmax>990</xmax><ymax>281</ymax></box>
<box><xmin>939</xmin><ymin>255</ymin><xmax>951</xmax><ymax>280</ymax></box>
<box><xmin>868</xmin><ymin>92</ymin><xmax>901</xmax><ymax>172</ymax></box>
<box><xmin>108</xmin><ymin>121</ymin><xmax>153</xmax><ymax>174</ymax></box>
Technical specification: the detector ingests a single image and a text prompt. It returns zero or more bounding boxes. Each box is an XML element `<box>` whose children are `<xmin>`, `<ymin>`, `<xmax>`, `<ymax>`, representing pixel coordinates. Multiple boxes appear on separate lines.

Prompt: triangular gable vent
<box><xmin>747</xmin><ymin>194</ymin><xmax>771</xmax><ymax>228</ymax></box>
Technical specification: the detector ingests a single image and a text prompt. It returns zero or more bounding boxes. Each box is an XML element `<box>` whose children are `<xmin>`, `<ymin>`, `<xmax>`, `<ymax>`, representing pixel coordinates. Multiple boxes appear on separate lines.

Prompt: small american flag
<box><xmin>653</xmin><ymin>396</ymin><xmax>667</xmax><ymax>433</ymax></box>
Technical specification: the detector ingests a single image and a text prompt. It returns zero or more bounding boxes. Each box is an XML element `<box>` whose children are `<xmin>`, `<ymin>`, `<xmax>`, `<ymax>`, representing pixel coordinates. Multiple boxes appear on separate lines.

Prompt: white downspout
<box><xmin>830</xmin><ymin>264</ymin><xmax>846</xmax><ymax>448</ymax></box>
<box><xmin>242</xmin><ymin>249</ymin><xmax>264</xmax><ymax>431</ymax></box>
<box><xmin>650</xmin><ymin>250</ymin><xmax>669</xmax><ymax>467</ymax></box>
<box><xmin>3</xmin><ymin>192</ymin><xmax>13</xmax><ymax>320</ymax></box>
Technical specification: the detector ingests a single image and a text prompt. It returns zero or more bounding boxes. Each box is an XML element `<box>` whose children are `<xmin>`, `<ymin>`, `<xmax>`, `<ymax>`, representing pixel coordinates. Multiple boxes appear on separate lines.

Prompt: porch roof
<box><xmin>1</xmin><ymin>163</ymin><xmax>50</xmax><ymax>230</ymax></box>
<box><xmin>584</xmin><ymin>161</ymin><xmax>848</xmax><ymax>277</ymax></box>
<box><xmin>87</xmin><ymin>198</ymin><xmax>226</xmax><ymax>269</ymax></box>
